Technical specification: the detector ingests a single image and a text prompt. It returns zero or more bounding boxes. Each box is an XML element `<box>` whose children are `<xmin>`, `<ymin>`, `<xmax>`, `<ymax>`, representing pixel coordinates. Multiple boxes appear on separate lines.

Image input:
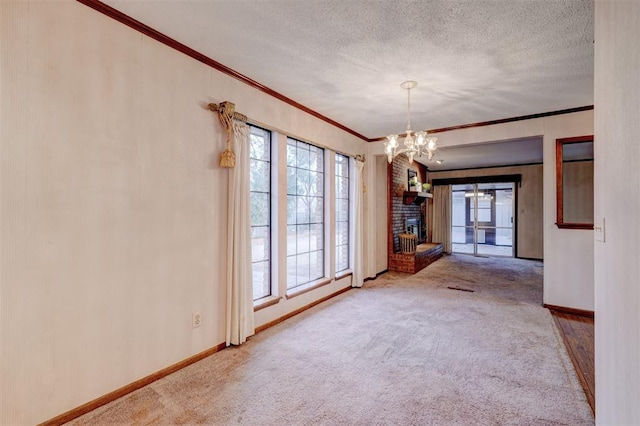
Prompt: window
<box><xmin>335</xmin><ymin>153</ymin><xmax>350</xmax><ymax>273</ymax></box>
<box><xmin>249</xmin><ymin>125</ymin><xmax>271</xmax><ymax>301</ymax></box>
<box><xmin>286</xmin><ymin>138</ymin><xmax>324</xmax><ymax>290</ymax></box>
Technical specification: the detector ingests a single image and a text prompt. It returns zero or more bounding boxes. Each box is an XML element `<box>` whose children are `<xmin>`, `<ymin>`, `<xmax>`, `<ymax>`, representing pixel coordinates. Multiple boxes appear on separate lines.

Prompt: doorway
<box><xmin>452</xmin><ymin>182</ymin><xmax>515</xmax><ymax>257</ymax></box>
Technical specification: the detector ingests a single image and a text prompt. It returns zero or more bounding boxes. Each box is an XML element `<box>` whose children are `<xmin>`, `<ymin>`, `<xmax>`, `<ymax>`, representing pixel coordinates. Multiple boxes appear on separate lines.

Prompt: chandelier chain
<box><xmin>406</xmin><ymin>86</ymin><xmax>411</xmax><ymax>131</ymax></box>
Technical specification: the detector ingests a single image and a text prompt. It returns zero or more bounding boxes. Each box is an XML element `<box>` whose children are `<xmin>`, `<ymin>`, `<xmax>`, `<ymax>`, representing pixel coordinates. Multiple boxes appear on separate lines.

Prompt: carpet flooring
<box><xmin>68</xmin><ymin>254</ymin><xmax>594</xmax><ymax>425</ymax></box>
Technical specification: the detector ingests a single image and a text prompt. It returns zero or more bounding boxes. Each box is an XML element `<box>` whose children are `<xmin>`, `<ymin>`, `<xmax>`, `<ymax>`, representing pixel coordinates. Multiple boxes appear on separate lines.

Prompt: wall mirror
<box><xmin>556</xmin><ymin>135</ymin><xmax>594</xmax><ymax>229</ymax></box>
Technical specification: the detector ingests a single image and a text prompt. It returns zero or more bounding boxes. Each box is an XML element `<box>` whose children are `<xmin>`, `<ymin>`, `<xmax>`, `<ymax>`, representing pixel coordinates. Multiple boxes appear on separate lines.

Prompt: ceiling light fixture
<box><xmin>384</xmin><ymin>81</ymin><xmax>437</xmax><ymax>164</ymax></box>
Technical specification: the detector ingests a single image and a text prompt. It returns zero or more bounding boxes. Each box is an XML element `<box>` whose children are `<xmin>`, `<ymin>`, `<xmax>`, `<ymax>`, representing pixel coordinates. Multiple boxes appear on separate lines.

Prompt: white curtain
<box><xmin>225</xmin><ymin>120</ymin><xmax>255</xmax><ymax>346</ymax></box>
<box><xmin>352</xmin><ymin>159</ymin><xmax>365</xmax><ymax>287</ymax></box>
<box><xmin>432</xmin><ymin>184</ymin><xmax>452</xmax><ymax>254</ymax></box>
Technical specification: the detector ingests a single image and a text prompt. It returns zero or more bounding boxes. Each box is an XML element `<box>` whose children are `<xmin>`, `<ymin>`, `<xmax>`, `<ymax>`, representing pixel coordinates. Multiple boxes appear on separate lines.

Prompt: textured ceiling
<box><xmin>100</xmin><ymin>0</ymin><xmax>594</xmax><ymax>142</ymax></box>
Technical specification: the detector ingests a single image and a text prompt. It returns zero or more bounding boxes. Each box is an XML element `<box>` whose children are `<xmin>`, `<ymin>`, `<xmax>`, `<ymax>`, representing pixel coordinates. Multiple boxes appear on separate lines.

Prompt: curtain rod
<box><xmin>208</xmin><ymin>101</ymin><xmax>365</xmax><ymax>163</ymax></box>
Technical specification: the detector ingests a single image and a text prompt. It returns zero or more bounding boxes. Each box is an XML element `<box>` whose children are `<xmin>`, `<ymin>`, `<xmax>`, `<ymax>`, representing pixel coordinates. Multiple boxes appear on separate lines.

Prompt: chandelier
<box><xmin>384</xmin><ymin>81</ymin><xmax>437</xmax><ymax>164</ymax></box>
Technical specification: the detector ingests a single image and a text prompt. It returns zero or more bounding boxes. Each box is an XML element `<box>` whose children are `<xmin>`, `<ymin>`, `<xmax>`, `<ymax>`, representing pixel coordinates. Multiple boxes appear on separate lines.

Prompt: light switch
<box><xmin>595</xmin><ymin>217</ymin><xmax>605</xmax><ymax>242</ymax></box>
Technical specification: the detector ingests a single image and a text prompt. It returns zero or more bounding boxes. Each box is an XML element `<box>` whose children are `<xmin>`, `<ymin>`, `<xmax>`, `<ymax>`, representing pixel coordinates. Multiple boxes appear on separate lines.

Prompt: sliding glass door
<box><xmin>452</xmin><ymin>183</ymin><xmax>514</xmax><ymax>257</ymax></box>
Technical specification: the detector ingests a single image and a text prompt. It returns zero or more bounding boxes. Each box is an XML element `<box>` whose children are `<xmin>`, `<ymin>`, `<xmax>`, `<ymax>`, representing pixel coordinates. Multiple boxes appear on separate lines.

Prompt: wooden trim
<box><xmin>427</xmin><ymin>106</ymin><xmax>594</xmax><ymax>134</ymax></box>
<box><xmin>285</xmin><ymin>278</ymin><xmax>332</xmax><ymax>299</ymax></box>
<box><xmin>255</xmin><ymin>286</ymin><xmax>351</xmax><ymax>334</ymax></box>
<box><xmin>39</xmin><ymin>342</ymin><xmax>227</xmax><ymax>426</ymax></box>
<box><xmin>556</xmin><ymin>138</ymin><xmax>565</xmax><ymax>225</ymax></box>
<box><xmin>556</xmin><ymin>223</ymin><xmax>594</xmax><ymax>230</ymax></box>
<box><xmin>432</xmin><ymin>174</ymin><xmax>522</xmax><ymax>186</ymax></box>
<box><xmin>556</xmin><ymin>135</ymin><xmax>595</xmax><ymax>144</ymax></box>
<box><xmin>253</xmin><ymin>296</ymin><xmax>283</xmax><ymax>312</ymax></box>
<box><xmin>544</xmin><ymin>303</ymin><xmax>594</xmax><ymax>319</ymax></box>
<box><xmin>75</xmin><ymin>0</ymin><xmax>368</xmax><ymax>142</ymax></box>
<box><xmin>368</xmin><ymin>106</ymin><xmax>594</xmax><ymax>142</ymax></box>
<box><xmin>429</xmin><ymin>161</ymin><xmax>543</xmax><ymax>173</ymax></box>
<box><xmin>550</xmin><ymin>312</ymin><xmax>595</xmax><ymax>414</ymax></box>
<box><xmin>555</xmin><ymin>135</ymin><xmax>594</xmax><ymax>229</ymax></box>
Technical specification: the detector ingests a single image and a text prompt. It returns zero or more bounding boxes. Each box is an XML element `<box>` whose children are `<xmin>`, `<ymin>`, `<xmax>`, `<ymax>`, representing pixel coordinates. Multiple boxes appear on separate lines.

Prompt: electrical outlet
<box><xmin>192</xmin><ymin>312</ymin><xmax>202</xmax><ymax>328</ymax></box>
<box><xmin>595</xmin><ymin>217</ymin><xmax>605</xmax><ymax>242</ymax></box>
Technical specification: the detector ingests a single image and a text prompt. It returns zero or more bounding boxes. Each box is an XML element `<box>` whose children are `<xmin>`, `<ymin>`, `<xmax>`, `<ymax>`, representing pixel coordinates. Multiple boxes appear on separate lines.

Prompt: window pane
<box><xmin>250</xmin><ymin>159</ymin><xmax>269</xmax><ymax>193</ymax></box>
<box><xmin>296</xmin><ymin>224</ymin><xmax>310</xmax><ymax>254</ymax></box>
<box><xmin>296</xmin><ymin>168</ymin><xmax>310</xmax><ymax>195</ymax></box>
<box><xmin>296</xmin><ymin>253</ymin><xmax>310</xmax><ymax>285</ymax></box>
<box><xmin>337</xmin><ymin>199</ymin><xmax>349</xmax><ymax>222</ymax></box>
<box><xmin>309</xmin><ymin>171</ymin><xmax>323</xmax><ymax>196</ymax></box>
<box><xmin>250</xmin><ymin>133</ymin><xmax>269</xmax><ymax>161</ymax></box>
<box><xmin>452</xmin><ymin>192</ymin><xmax>466</xmax><ymax>226</ymax></box>
<box><xmin>287</xmin><ymin>196</ymin><xmax>296</xmax><ymax>225</ymax></box>
<box><xmin>287</xmin><ymin>138</ymin><xmax>325</xmax><ymax>289</ymax></box>
<box><xmin>297</xmin><ymin>145</ymin><xmax>310</xmax><ymax>169</ymax></box>
<box><xmin>310</xmin><ymin>250</ymin><xmax>324</xmax><ymax>281</ymax></box>
<box><xmin>252</xmin><ymin>261</ymin><xmax>270</xmax><ymax>299</ymax></box>
<box><xmin>251</xmin><ymin>226</ymin><xmax>270</xmax><ymax>262</ymax></box>
<box><xmin>287</xmin><ymin>256</ymin><xmax>297</xmax><ymax>289</ymax></box>
<box><xmin>250</xmin><ymin>125</ymin><xmax>271</xmax><ymax>301</ymax></box>
<box><xmin>336</xmin><ymin>245</ymin><xmax>348</xmax><ymax>272</ymax></box>
<box><xmin>335</xmin><ymin>153</ymin><xmax>350</xmax><ymax>273</ymax></box>
<box><xmin>310</xmin><ymin>224</ymin><xmax>323</xmax><ymax>251</ymax></box>
<box><xmin>335</xmin><ymin>155</ymin><xmax>348</xmax><ymax>177</ymax></box>
<box><xmin>287</xmin><ymin>225</ymin><xmax>297</xmax><ymax>256</ymax></box>
<box><xmin>478</xmin><ymin>208</ymin><xmax>491</xmax><ymax>222</ymax></box>
<box><xmin>310</xmin><ymin>197</ymin><xmax>323</xmax><ymax>224</ymax></box>
<box><xmin>309</xmin><ymin>146</ymin><xmax>324</xmax><ymax>172</ymax></box>
<box><xmin>336</xmin><ymin>176</ymin><xmax>349</xmax><ymax>198</ymax></box>
<box><xmin>287</xmin><ymin>167</ymin><xmax>297</xmax><ymax>195</ymax></box>
<box><xmin>296</xmin><ymin>196</ymin><xmax>310</xmax><ymax>224</ymax></box>
<box><xmin>287</xmin><ymin>141</ymin><xmax>297</xmax><ymax>167</ymax></box>
<box><xmin>251</xmin><ymin>192</ymin><xmax>269</xmax><ymax>227</ymax></box>
<box><xmin>336</xmin><ymin>221</ymin><xmax>348</xmax><ymax>246</ymax></box>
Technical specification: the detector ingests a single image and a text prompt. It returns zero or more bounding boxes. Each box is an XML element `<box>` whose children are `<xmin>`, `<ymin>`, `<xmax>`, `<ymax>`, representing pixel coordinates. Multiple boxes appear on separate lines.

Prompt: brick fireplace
<box><xmin>387</xmin><ymin>155</ymin><xmax>443</xmax><ymax>273</ymax></box>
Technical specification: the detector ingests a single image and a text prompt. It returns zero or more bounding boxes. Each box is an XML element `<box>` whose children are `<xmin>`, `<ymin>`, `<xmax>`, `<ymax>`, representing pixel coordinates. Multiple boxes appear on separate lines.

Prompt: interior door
<box><xmin>452</xmin><ymin>182</ymin><xmax>514</xmax><ymax>257</ymax></box>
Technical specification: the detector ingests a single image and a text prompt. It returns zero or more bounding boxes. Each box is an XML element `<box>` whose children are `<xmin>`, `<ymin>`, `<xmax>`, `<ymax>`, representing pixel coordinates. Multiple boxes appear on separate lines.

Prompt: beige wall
<box><xmin>429</xmin><ymin>164</ymin><xmax>543</xmax><ymax>259</ymax></box>
<box><xmin>594</xmin><ymin>0</ymin><xmax>640</xmax><ymax>423</ymax></box>
<box><xmin>0</xmin><ymin>2</ymin><xmax>368</xmax><ymax>424</ymax></box>
<box><xmin>374</xmin><ymin>156</ymin><xmax>388</xmax><ymax>273</ymax></box>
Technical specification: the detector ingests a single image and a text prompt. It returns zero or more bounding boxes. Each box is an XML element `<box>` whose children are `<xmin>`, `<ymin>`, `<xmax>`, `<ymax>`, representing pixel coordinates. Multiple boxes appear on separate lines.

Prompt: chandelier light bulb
<box><xmin>387</xmin><ymin>134</ymin><xmax>399</xmax><ymax>148</ymax></box>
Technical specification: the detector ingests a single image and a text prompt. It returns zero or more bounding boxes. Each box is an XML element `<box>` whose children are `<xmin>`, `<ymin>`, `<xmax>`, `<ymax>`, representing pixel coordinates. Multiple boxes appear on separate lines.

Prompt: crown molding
<box><xmin>368</xmin><ymin>105</ymin><xmax>594</xmax><ymax>142</ymax></box>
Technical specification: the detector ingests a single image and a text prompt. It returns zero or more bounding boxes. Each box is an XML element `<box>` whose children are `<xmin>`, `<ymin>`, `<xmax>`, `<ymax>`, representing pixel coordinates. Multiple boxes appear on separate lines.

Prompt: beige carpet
<box><xmin>69</xmin><ymin>254</ymin><xmax>593</xmax><ymax>425</ymax></box>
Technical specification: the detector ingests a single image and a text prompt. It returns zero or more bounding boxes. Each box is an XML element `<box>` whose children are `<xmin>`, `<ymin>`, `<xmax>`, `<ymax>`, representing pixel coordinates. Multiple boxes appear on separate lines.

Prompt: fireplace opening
<box><xmin>406</xmin><ymin>217</ymin><xmax>420</xmax><ymax>241</ymax></box>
